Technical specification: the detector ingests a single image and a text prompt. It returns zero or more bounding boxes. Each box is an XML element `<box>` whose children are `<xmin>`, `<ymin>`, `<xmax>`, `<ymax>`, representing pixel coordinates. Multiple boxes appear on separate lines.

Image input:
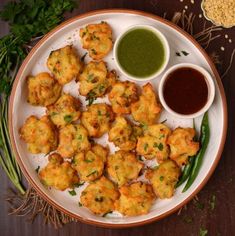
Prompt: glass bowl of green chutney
<box><xmin>113</xmin><ymin>24</ymin><xmax>170</xmax><ymax>81</ymax></box>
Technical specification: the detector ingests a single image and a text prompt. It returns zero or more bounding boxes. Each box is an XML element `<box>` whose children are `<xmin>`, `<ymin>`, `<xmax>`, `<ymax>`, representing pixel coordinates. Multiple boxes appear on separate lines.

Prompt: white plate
<box><xmin>9</xmin><ymin>10</ymin><xmax>227</xmax><ymax>228</ymax></box>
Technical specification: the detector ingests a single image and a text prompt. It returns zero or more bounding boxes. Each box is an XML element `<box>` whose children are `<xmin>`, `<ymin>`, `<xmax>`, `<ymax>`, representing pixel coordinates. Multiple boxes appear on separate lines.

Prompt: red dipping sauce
<box><xmin>163</xmin><ymin>67</ymin><xmax>208</xmax><ymax>115</ymax></box>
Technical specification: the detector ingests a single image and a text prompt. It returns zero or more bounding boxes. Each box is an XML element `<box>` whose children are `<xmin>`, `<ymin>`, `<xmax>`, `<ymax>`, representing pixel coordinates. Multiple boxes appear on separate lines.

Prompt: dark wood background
<box><xmin>0</xmin><ymin>0</ymin><xmax>235</xmax><ymax>235</ymax></box>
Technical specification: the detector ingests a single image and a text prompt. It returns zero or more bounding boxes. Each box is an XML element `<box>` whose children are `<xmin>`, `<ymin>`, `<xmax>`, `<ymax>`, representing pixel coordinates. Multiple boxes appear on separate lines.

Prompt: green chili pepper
<box><xmin>176</xmin><ymin>157</ymin><xmax>195</xmax><ymax>188</ymax></box>
<box><xmin>182</xmin><ymin>112</ymin><xmax>210</xmax><ymax>192</ymax></box>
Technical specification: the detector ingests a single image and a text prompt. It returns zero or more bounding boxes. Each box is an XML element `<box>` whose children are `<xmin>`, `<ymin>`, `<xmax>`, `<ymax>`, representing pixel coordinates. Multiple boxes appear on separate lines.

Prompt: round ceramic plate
<box><xmin>9</xmin><ymin>10</ymin><xmax>227</xmax><ymax>228</ymax></box>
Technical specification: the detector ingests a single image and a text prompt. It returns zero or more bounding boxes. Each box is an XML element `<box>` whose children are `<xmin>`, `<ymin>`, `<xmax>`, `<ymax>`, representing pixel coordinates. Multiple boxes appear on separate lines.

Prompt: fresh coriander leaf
<box><xmin>35</xmin><ymin>166</ymin><xmax>40</xmax><ymax>173</ymax></box>
<box><xmin>158</xmin><ymin>143</ymin><xmax>163</xmax><ymax>151</ymax></box>
<box><xmin>160</xmin><ymin>119</ymin><xmax>167</xmax><ymax>124</ymax></box>
<box><xmin>181</xmin><ymin>50</ymin><xmax>189</xmax><ymax>56</ymax></box>
<box><xmin>86</xmin><ymin>170</ymin><xmax>97</xmax><ymax>177</ymax></box>
<box><xmin>68</xmin><ymin>189</ymin><xmax>76</xmax><ymax>196</ymax></box>
<box><xmin>144</xmin><ymin>143</ymin><xmax>148</xmax><ymax>151</ymax></box>
<box><xmin>194</xmin><ymin>200</ymin><xmax>204</xmax><ymax>210</ymax></box>
<box><xmin>209</xmin><ymin>194</ymin><xmax>216</xmax><ymax>210</ymax></box>
<box><xmin>183</xmin><ymin>216</ymin><xmax>193</xmax><ymax>224</ymax></box>
<box><xmin>64</xmin><ymin>115</ymin><xmax>73</xmax><ymax>123</ymax></box>
<box><xmin>176</xmin><ymin>52</ymin><xmax>181</xmax><ymax>56</ymax></box>
<box><xmin>84</xmin><ymin>159</ymin><xmax>93</xmax><ymax>163</ymax></box>
<box><xmin>199</xmin><ymin>228</ymin><xmax>208</xmax><ymax>236</ymax></box>
<box><xmin>159</xmin><ymin>176</ymin><xmax>164</xmax><ymax>181</ymax></box>
<box><xmin>74</xmin><ymin>182</ymin><xmax>85</xmax><ymax>188</ymax></box>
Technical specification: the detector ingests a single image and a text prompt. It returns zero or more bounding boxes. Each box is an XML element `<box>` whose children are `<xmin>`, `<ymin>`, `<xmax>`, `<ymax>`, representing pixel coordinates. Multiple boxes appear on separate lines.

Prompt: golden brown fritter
<box><xmin>136</xmin><ymin>124</ymin><xmax>171</xmax><ymax>163</ymax></box>
<box><xmin>57</xmin><ymin>124</ymin><xmax>90</xmax><ymax>158</ymax></box>
<box><xmin>47</xmin><ymin>45</ymin><xmax>82</xmax><ymax>85</ymax></box>
<box><xmin>80</xmin><ymin>176</ymin><xmax>119</xmax><ymax>215</ymax></box>
<box><xmin>47</xmin><ymin>93</ymin><xmax>81</xmax><ymax>128</ymax></box>
<box><xmin>72</xmin><ymin>144</ymin><xmax>109</xmax><ymax>182</ymax></box>
<box><xmin>78</xmin><ymin>61</ymin><xmax>116</xmax><ymax>99</ymax></box>
<box><xmin>39</xmin><ymin>153</ymin><xmax>79</xmax><ymax>191</ymax></box>
<box><xmin>108</xmin><ymin>116</ymin><xmax>143</xmax><ymax>151</ymax></box>
<box><xmin>131</xmin><ymin>83</ymin><xmax>161</xmax><ymax>125</ymax></box>
<box><xmin>19</xmin><ymin>115</ymin><xmax>57</xmax><ymax>154</ymax></box>
<box><xmin>79</xmin><ymin>22</ymin><xmax>113</xmax><ymax>60</ymax></box>
<box><xmin>146</xmin><ymin>160</ymin><xmax>181</xmax><ymax>199</ymax></box>
<box><xmin>81</xmin><ymin>103</ymin><xmax>114</xmax><ymax>138</ymax></box>
<box><xmin>27</xmin><ymin>72</ymin><xmax>62</xmax><ymax>106</ymax></box>
<box><xmin>167</xmin><ymin>128</ymin><xmax>199</xmax><ymax>166</ymax></box>
<box><xmin>107</xmin><ymin>150</ymin><xmax>143</xmax><ymax>186</ymax></box>
<box><xmin>114</xmin><ymin>182</ymin><xmax>155</xmax><ymax>216</ymax></box>
<box><xmin>108</xmin><ymin>81</ymin><xmax>139</xmax><ymax>114</ymax></box>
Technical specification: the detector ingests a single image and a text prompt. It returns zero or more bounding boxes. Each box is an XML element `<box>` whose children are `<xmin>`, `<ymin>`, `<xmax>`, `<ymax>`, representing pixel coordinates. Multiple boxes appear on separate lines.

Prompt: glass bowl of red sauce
<box><xmin>158</xmin><ymin>63</ymin><xmax>215</xmax><ymax>119</ymax></box>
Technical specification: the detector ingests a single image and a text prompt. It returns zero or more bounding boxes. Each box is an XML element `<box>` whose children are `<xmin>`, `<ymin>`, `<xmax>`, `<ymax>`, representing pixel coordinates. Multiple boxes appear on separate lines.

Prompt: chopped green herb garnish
<box><xmin>160</xmin><ymin>119</ymin><xmax>167</xmax><ymax>124</ymax></box>
<box><xmin>140</xmin><ymin>123</ymin><xmax>148</xmax><ymax>130</ymax></box>
<box><xmin>97</xmin><ymin>110</ymin><xmax>102</xmax><ymax>116</ymax></box>
<box><xmin>74</xmin><ymin>182</ymin><xmax>85</xmax><ymax>188</ymax></box>
<box><xmin>35</xmin><ymin>166</ymin><xmax>40</xmax><ymax>173</ymax></box>
<box><xmin>181</xmin><ymin>50</ymin><xmax>189</xmax><ymax>56</ymax></box>
<box><xmin>102</xmin><ymin>211</ymin><xmax>113</xmax><ymax>217</ymax></box>
<box><xmin>199</xmin><ymin>228</ymin><xmax>208</xmax><ymax>236</ymax></box>
<box><xmin>209</xmin><ymin>194</ymin><xmax>216</xmax><ymax>210</ymax></box>
<box><xmin>159</xmin><ymin>134</ymin><xmax>165</xmax><ymax>139</ymax></box>
<box><xmin>68</xmin><ymin>189</ymin><xmax>76</xmax><ymax>196</ymax></box>
<box><xmin>78</xmin><ymin>202</ymin><xmax>82</xmax><ymax>207</ymax></box>
<box><xmin>194</xmin><ymin>200</ymin><xmax>204</xmax><ymax>210</ymax></box>
<box><xmin>176</xmin><ymin>52</ymin><xmax>181</xmax><ymax>56</ymax></box>
<box><xmin>50</xmin><ymin>112</ymin><xmax>58</xmax><ymax>116</ymax></box>
<box><xmin>159</xmin><ymin>176</ymin><xmax>164</xmax><ymax>181</ymax></box>
<box><xmin>64</xmin><ymin>115</ymin><xmax>73</xmax><ymax>123</ymax></box>
<box><xmin>77</xmin><ymin>134</ymin><xmax>83</xmax><ymax>140</ymax></box>
<box><xmin>86</xmin><ymin>170</ymin><xmax>97</xmax><ymax>177</ymax></box>
<box><xmin>87</xmin><ymin>73</ymin><xmax>94</xmax><ymax>82</ymax></box>
<box><xmin>183</xmin><ymin>216</ymin><xmax>193</xmax><ymax>224</ymax></box>
<box><xmin>84</xmin><ymin>159</ymin><xmax>93</xmax><ymax>163</ymax></box>
<box><xmin>153</xmin><ymin>142</ymin><xmax>163</xmax><ymax>151</ymax></box>
<box><xmin>144</xmin><ymin>143</ymin><xmax>148</xmax><ymax>151</ymax></box>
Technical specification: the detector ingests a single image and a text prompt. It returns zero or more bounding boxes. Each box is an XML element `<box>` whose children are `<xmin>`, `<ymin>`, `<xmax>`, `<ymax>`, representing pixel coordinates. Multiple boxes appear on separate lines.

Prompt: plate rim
<box><xmin>8</xmin><ymin>9</ymin><xmax>228</xmax><ymax>228</ymax></box>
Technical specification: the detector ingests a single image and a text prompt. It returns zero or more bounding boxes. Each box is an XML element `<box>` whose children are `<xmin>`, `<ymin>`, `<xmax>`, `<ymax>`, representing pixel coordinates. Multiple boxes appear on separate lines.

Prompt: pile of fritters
<box><xmin>20</xmin><ymin>22</ymin><xmax>199</xmax><ymax>217</ymax></box>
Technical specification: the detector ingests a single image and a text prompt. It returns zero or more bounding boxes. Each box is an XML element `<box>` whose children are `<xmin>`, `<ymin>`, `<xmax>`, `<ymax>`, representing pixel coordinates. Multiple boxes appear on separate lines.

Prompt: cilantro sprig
<box><xmin>0</xmin><ymin>0</ymin><xmax>76</xmax><ymax>194</ymax></box>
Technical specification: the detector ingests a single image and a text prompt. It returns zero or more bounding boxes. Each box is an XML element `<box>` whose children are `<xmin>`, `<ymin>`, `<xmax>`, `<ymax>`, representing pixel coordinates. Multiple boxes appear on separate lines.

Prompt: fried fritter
<box><xmin>81</xmin><ymin>103</ymin><xmax>114</xmax><ymax>138</ymax></box>
<box><xmin>19</xmin><ymin>115</ymin><xmax>57</xmax><ymax>154</ymax></box>
<box><xmin>39</xmin><ymin>153</ymin><xmax>79</xmax><ymax>191</ymax></box>
<box><xmin>47</xmin><ymin>93</ymin><xmax>81</xmax><ymax>128</ymax></box>
<box><xmin>27</xmin><ymin>72</ymin><xmax>62</xmax><ymax>106</ymax></box>
<box><xmin>131</xmin><ymin>83</ymin><xmax>161</xmax><ymax>125</ymax></box>
<box><xmin>78</xmin><ymin>61</ymin><xmax>116</xmax><ymax>99</ymax></box>
<box><xmin>167</xmin><ymin>127</ymin><xmax>199</xmax><ymax>166</ymax></box>
<box><xmin>108</xmin><ymin>81</ymin><xmax>138</xmax><ymax>114</ymax></box>
<box><xmin>72</xmin><ymin>144</ymin><xmax>109</xmax><ymax>182</ymax></box>
<box><xmin>57</xmin><ymin>124</ymin><xmax>90</xmax><ymax>158</ymax></box>
<box><xmin>47</xmin><ymin>45</ymin><xmax>82</xmax><ymax>85</ymax></box>
<box><xmin>136</xmin><ymin>124</ymin><xmax>171</xmax><ymax>163</ymax></box>
<box><xmin>79</xmin><ymin>22</ymin><xmax>113</xmax><ymax>60</ymax></box>
<box><xmin>108</xmin><ymin>116</ymin><xmax>142</xmax><ymax>151</ymax></box>
<box><xmin>107</xmin><ymin>150</ymin><xmax>143</xmax><ymax>186</ymax></box>
<box><xmin>146</xmin><ymin>160</ymin><xmax>181</xmax><ymax>199</ymax></box>
<box><xmin>114</xmin><ymin>182</ymin><xmax>155</xmax><ymax>216</ymax></box>
<box><xmin>80</xmin><ymin>176</ymin><xmax>119</xmax><ymax>215</ymax></box>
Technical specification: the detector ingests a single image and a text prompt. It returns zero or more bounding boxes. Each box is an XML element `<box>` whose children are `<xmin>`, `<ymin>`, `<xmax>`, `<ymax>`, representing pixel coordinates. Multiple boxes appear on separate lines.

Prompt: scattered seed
<box><xmin>185</xmin><ymin>5</ymin><xmax>188</xmax><ymax>9</ymax></box>
<box><xmin>229</xmin><ymin>39</ymin><xmax>232</xmax><ymax>43</ymax></box>
<box><xmin>199</xmin><ymin>14</ymin><xmax>202</xmax><ymax>18</ymax></box>
<box><xmin>190</xmin><ymin>0</ymin><xmax>194</xmax><ymax>4</ymax></box>
<box><xmin>220</xmin><ymin>46</ymin><xmax>225</xmax><ymax>51</ymax></box>
<box><xmin>225</xmin><ymin>34</ymin><xmax>228</xmax><ymax>39</ymax></box>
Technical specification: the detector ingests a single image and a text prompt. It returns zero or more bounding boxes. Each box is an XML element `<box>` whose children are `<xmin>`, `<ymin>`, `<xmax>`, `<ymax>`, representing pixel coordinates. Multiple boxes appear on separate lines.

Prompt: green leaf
<box><xmin>86</xmin><ymin>170</ymin><xmax>97</xmax><ymax>177</ymax></box>
<box><xmin>74</xmin><ymin>182</ymin><xmax>85</xmax><ymax>188</ymax></box>
<box><xmin>64</xmin><ymin>115</ymin><xmax>73</xmax><ymax>123</ymax></box>
<box><xmin>68</xmin><ymin>189</ymin><xmax>76</xmax><ymax>196</ymax></box>
<box><xmin>199</xmin><ymin>228</ymin><xmax>208</xmax><ymax>236</ymax></box>
<box><xmin>181</xmin><ymin>50</ymin><xmax>189</xmax><ymax>56</ymax></box>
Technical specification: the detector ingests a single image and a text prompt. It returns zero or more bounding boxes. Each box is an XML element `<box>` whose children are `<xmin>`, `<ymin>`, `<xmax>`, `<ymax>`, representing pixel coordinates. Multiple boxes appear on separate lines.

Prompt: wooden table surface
<box><xmin>0</xmin><ymin>0</ymin><xmax>235</xmax><ymax>235</ymax></box>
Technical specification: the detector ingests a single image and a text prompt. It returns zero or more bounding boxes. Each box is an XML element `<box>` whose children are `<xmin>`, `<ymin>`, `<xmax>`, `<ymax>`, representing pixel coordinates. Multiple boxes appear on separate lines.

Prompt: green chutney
<box><xmin>117</xmin><ymin>28</ymin><xmax>165</xmax><ymax>78</ymax></box>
